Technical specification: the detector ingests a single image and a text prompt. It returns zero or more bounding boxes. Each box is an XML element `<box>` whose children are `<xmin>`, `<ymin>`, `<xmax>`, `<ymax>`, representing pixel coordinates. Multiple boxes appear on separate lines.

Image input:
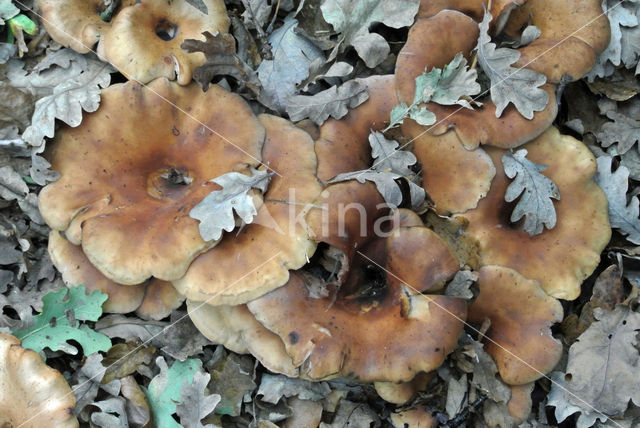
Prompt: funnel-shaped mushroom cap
<box><xmin>456</xmin><ymin>127</ymin><xmax>611</xmax><ymax>299</ymax></box>
<box><xmin>173</xmin><ymin>115</ymin><xmax>322</xmax><ymax>305</ymax></box>
<box><xmin>315</xmin><ymin>75</ymin><xmax>399</xmax><ymax>181</ymax></box>
<box><xmin>248</xmin><ymin>217</ymin><xmax>466</xmax><ymax>382</ymax></box>
<box><xmin>39</xmin><ymin>79</ymin><xmax>265</xmax><ymax>285</ymax></box>
<box><xmin>403</xmin><ymin>120</ymin><xmax>495</xmax><ymax>214</ymax></box>
<box><xmin>469</xmin><ymin>266</ymin><xmax>563</xmax><ymax>385</ymax></box>
<box><xmin>48</xmin><ymin>231</ymin><xmax>184</xmax><ymax>320</ymax></box>
<box><xmin>395</xmin><ymin>10</ymin><xmax>557</xmax><ymax>150</ymax></box>
<box><xmin>0</xmin><ymin>333</ymin><xmax>78</xmax><ymax>428</ymax></box>
<box><xmin>38</xmin><ymin>0</ymin><xmax>135</xmax><ymax>53</ymax></box>
<box><xmin>507</xmin><ymin>0</ymin><xmax>610</xmax><ymax>83</ymax></box>
<box><xmin>100</xmin><ymin>0</ymin><xmax>230</xmax><ymax>84</ymax></box>
<box><xmin>186</xmin><ymin>300</ymin><xmax>297</xmax><ymax>377</ymax></box>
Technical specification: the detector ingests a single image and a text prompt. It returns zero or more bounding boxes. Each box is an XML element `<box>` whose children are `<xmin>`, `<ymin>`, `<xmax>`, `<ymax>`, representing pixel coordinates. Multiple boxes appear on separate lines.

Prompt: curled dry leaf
<box><xmin>189</xmin><ymin>168</ymin><xmax>272</xmax><ymax>242</ymax></box>
<box><xmin>476</xmin><ymin>10</ymin><xmax>549</xmax><ymax>119</ymax></box>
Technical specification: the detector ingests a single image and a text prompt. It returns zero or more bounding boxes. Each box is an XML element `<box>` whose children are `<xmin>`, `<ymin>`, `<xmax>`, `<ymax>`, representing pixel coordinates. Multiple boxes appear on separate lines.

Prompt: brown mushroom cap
<box><xmin>173</xmin><ymin>114</ymin><xmax>322</xmax><ymax>305</ymax></box>
<box><xmin>403</xmin><ymin>119</ymin><xmax>496</xmax><ymax>214</ymax></box>
<box><xmin>507</xmin><ymin>382</ymin><xmax>535</xmax><ymax>423</ymax></box>
<box><xmin>48</xmin><ymin>231</ymin><xmax>184</xmax><ymax>320</ymax></box>
<box><xmin>456</xmin><ymin>127</ymin><xmax>611</xmax><ymax>299</ymax></box>
<box><xmin>315</xmin><ymin>75</ymin><xmax>399</xmax><ymax>181</ymax></box>
<box><xmin>507</xmin><ymin>0</ymin><xmax>610</xmax><ymax>83</ymax></box>
<box><xmin>247</xmin><ymin>217</ymin><xmax>466</xmax><ymax>382</ymax></box>
<box><xmin>395</xmin><ymin>10</ymin><xmax>557</xmax><ymax>150</ymax></box>
<box><xmin>390</xmin><ymin>406</ymin><xmax>437</xmax><ymax>428</ymax></box>
<box><xmin>186</xmin><ymin>300</ymin><xmax>297</xmax><ymax>377</ymax></box>
<box><xmin>0</xmin><ymin>333</ymin><xmax>78</xmax><ymax>428</ymax></box>
<box><xmin>38</xmin><ymin>0</ymin><xmax>135</xmax><ymax>53</ymax></box>
<box><xmin>374</xmin><ymin>372</ymin><xmax>435</xmax><ymax>405</ymax></box>
<box><xmin>100</xmin><ymin>0</ymin><xmax>230</xmax><ymax>84</ymax></box>
<box><xmin>469</xmin><ymin>266</ymin><xmax>563</xmax><ymax>385</ymax></box>
<box><xmin>39</xmin><ymin>79</ymin><xmax>265</xmax><ymax>285</ymax></box>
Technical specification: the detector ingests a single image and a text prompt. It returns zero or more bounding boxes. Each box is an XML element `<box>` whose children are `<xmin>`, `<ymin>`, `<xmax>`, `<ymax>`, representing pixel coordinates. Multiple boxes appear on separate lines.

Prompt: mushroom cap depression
<box><xmin>248</xmin><ymin>210</ymin><xmax>467</xmax><ymax>382</ymax></box>
<box><xmin>456</xmin><ymin>127</ymin><xmax>611</xmax><ymax>300</ymax></box>
<box><xmin>100</xmin><ymin>0</ymin><xmax>230</xmax><ymax>84</ymax></box>
<box><xmin>48</xmin><ymin>231</ymin><xmax>184</xmax><ymax>320</ymax></box>
<box><xmin>39</xmin><ymin>78</ymin><xmax>265</xmax><ymax>285</ymax></box>
<box><xmin>38</xmin><ymin>0</ymin><xmax>135</xmax><ymax>53</ymax></box>
<box><xmin>173</xmin><ymin>115</ymin><xmax>323</xmax><ymax>305</ymax></box>
<box><xmin>0</xmin><ymin>333</ymin><xmax>78</xmax><ymax>428</ymax></box>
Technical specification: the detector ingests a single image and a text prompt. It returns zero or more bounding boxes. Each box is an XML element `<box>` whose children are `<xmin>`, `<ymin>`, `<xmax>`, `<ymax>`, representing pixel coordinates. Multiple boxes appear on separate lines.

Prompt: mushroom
<box><xmin>469</xmin><ymin>266</ymin><xmax>563</xmax><ymax>385</ymax></box>
<box><xmin>247</xmin><ymin>208</ymin><xmax>467</xmax><ymax>382</ymax></box>
<box><xmin>186</xmin><ymin>299</ymin><xmax>298</xmax><ymax>377</ymax></box>
<box><xmin>39</xmin><ymin>79</ymin><xmax>265</xmax><ymax>285</ymax></box>
<box><xmin>172</xmin><ymin>114</ymin><xmax>322</xmax><ymax>305</ymax></box>
<box><xmin>48</xmin><ymin>231</ymin><xmax>184</xmax><ymax>320</ymax></box>
<box><xmin>455</xmin><ymin>127</ymin><xmax>611</xmax><ymax>300</ymax></box>
<box><xmin>0</xmin><ymin>333</ymin><xmax>78</xmax><ymax>428</ymax></box>
<box><xmin>38</xmin><ymin>0</ymin><xmax>136</xmax><ymax>53</ymax></box>
<box><xmin>100</xmin><ymin>0</ymin><xmax>230</xmax><ymax>84</ymax></box>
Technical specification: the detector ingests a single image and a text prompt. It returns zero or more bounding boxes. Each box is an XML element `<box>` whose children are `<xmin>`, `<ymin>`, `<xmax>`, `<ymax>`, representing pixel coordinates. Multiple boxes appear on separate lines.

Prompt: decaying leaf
<box><xmin>21</xmin><ymin>59</ymin><xmax>112</xmax><ymax>148</ymax></box>
<box><xmin>90</xmin><ymin>397</ymin><xmax>129</xmax><ymax>428</ymax></box>
<box><xmin>186</xmin><ymin>0</ymin><xmax>209</xmax><ymax>14</ymax></box>
<box><xmin>209</xmin><ymin>352</ymin><xmax>257</xmax><ymax>417</ymax></box>
<box><xmin>144</xmin><ymin>357</ymin><xmax>202</xmax><ymax>428</ymax></box>
<box><xmin>328</xmin><ymin>131</ymin><xmax>425</xmax><ymax>209</ymax></box>
<box><xmin>102</xmin><ymin>342</ymin><xmax>156</xmax><ymax>384</ymax></box>
<box><xmin>258</xmin><ymin>374</ymin><xmax>331</xmax><ymax>404</ymax></box>
<box><xmin>285</xmin><ymin>79</ymin><xmax>369</xmax><ymax>125</ymax></box>
<box><xmin>588</xmin><ymin>0</ymin><xmax>640</xmax><ymax>80</ymax></box>
<box><xmin>182</xmin><ymin>31</ymin><xmax>260</xmax><ymax>94</ymax></box>
<box><xmin>13</xmin><ymin>285</ymin><xmax>112</xmax><ymax>356</ymax></box>
<box><xmin>595</xmin><ymin>156</ymin><xmax>640</xmax><ymax>244</ymax></box>
<box><xmin>190</xmin><ymin>168</ymin><xmax>272</xmax><ymax>242</ymax></box>
<box><xmin>387</xmin><ymin>53</ymin><xmax>480</xmax><ymax>129</ymax></box>
<box><xmin>320</xmin><ymin>399</ymin><xmax>379</xmax><ymax>427</ymax></box>
<box><xmin>0</xmin><ymin>165</ymin><xmax>28</xmax><ymax>201</ymax></box>
<box><xmin>596</xmin><ymin>110</ymin><xmax>640</xmax><ymax>154</ymax></box>
<box><xmin>502</xmin><ymin>149</ymin><xmax>560</xmax><ymax>236</ymax></box>
<box><xmin>469</xmin><ymin>339</ymin><xmax>511</xmax><ymax>404</ymax></box>
<box><xmin>0</xmin><ymin>0</ymin><xmax>19</xmax><ymax>24</ymax></box>
<box><xmin>320</xmin><ymin>0</ymin><xmax>420</xmax><ymax>68</ymax></box>
<box><xmin>445</xmin><ymin>374</ymin><xmax>468</xmax><ymax>419</ymax></box>
<box><xmin>445</xmin><ymin>270</ymin><xmax>477</xmax><ymax>300</ymax></box>
<box><xmin>176</xmin><ymin>371</ymin><xmax>221</xmax><ymax>428</ymax></box>
<box><xmin>476</xmin><ymin>10</ymin><xmax>549</xmax><ymax>119</ymax></box>
<box><xmin>257</xmin><ymin>17</ymin><xmax>324</xmax><ymax>112</ymax></box>
<box><xmin>548</xmin><ymin>306</ymin><xmax>640</xmax><ymax>426</ymax></box>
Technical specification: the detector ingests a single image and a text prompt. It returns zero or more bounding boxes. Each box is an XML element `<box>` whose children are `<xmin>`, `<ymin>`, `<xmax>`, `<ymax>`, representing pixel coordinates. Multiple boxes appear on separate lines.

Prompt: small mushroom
<box><xmin>374</xmin><ymin>372</ymin><xmax>435</xmax><ymax>405</ymax></box>
<box><xmin>248</xmin><ymin>208</ymin><xmax>466</xmax><ymax>382</ymax></box>
<box><xmin>469</xmin><ymin>266</ymin><xmax>563</xmax><ymax>385</ymax></box>
<box><xmin>99</xmin><ymin>0</ymin><xmax>230</xmax><ymax>84</ymax></box>
<box><xmin>38</xmin><ymin>0</ymin><xmax>136</xmax><ymax>53</ymax></box>
<box><xmin>173</xmin><ymin>115</ymin><xmax>323</xmax><ymax>305</ymax></box>
<box><xmin>186</xmin><ymin>299</ymin><xmax>297</xmax><ymax>377</ymax></box>
<box><xmin>0</xmin><ymin>333</ymin><xmax>78</xmax><ymax>428</ymax></box>
<box><xmin>456</xmin><ymin>127</ymin><xmax>611</xmax><ymax>299</ymax></box>
<box><xmin>48</xmin><ymin>231</ymin><xmax>184</xmax><ymax>320</ymax></box>
<box><xmin>39</xmin><ymin>79</ymin><xmax>265</xmax><ymax>285</ymax></box>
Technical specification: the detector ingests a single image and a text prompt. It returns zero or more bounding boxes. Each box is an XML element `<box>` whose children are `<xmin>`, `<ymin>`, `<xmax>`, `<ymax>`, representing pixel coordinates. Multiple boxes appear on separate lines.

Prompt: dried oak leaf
<box><xmin>596</xmin><ymin>110</ymin><xmax>640</xmax><ymax>155</ymax></box>
<box><xmin>189</xmin><ymin>168</ymin><xmax>271</xmax><ymax>242</ymax></box>
<box><xmin>182</xmin><ymin>31</ymin><xmax>260</xmax><ymax>94</ymax></box>
<box><xmin>595</xmin><ymin>156</ymin><xmax>640</xmax><ymax>244</ymax></box>
<box><xmin>476</xmin><ymin>9</ymin><xmax>549</xmax><ymax>119</ymax></box>
<box><xmin>548</xmin><ymin>306</ymin><xmax>640</xmax><ymax>425</ymax></box>
<box><xmin>320</xmin><ymin>0</ymin><xmax>420</xmax><ymax>68</ymax></box>
<box><xmin>286</xmin><ymin>79</ymin><xmax>369</xmax><ymax>125</ymax></box>
<box><xmin>502</xmin><ymin>149</ymin><xmax>560</xmax><ymax>236</ymax></box>
<box><xmin>176</xmin><ymin>371</ymin><xmax>221</xmax><ymax>428</ymax></box>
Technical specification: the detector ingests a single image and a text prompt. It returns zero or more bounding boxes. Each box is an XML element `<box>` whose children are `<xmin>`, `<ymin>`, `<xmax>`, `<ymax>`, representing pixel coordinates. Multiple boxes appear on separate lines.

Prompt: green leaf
<box><xmin>8</xmin><ymin>14</ymin><xmax>37</xmax><ymax>35</ymax></box>
<box><xmin>13</xmin><ymin>285</ymin><xmax>112</xmax><ymax>356</ymax></box>
<box><xmin>386</xmin><ymin>52</ymin><xmax>479</xmax><ymax>130</ymax></box>
<box><xmin>143</xmin><ymin>357</ymin><xmax>202</xmax><ymax>428</ymax></box>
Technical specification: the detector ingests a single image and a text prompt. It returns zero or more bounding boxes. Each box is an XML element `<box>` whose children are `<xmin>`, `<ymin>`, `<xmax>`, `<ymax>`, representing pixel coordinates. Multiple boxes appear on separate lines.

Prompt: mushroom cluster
<box><xmin>0</xmin><ymin>333</ymin><xmax>78</xmax><ymax>428</ymax></box>
<box><xmin>37</xmin><ymin>0</ymin><xmax>613</xmax><ymax>419</ymax></box>
<box><xmin>38</xmin><ymin>0</ymin><xmax>230</xmax><ymax>84</ymax></box>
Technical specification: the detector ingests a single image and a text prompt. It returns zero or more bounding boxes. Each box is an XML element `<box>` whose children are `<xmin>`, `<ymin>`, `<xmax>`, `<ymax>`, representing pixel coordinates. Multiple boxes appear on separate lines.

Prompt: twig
<box><xmin>240</xmin><ymin>0</ymin><xmax>273</xmax><ymax>60</ymax></box>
